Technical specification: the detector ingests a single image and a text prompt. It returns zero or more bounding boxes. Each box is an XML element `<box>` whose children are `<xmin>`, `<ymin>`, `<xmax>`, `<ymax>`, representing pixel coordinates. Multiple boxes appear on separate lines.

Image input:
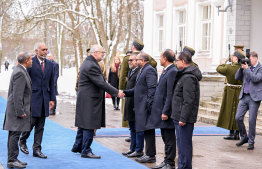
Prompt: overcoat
<box><xmin>108</xmin><ymin>68</ymin><xmax>119</xmax><ymax>89</ymax></box>
<box><xmin>75</xmin><ymin>55</ymin><xmax>118</xmax><ymax>129</ymax></box>
<box><xmin>51</xmin><ymin>60</ymin><xmax>59</xmax><ymax>95</ymax></box>
<box><xmin>28</xmin><ymin>56</ymin><xmax>56</xmax><ymax>117</ymax></box>
<box><xmin>148</xmin><ymin>64</ymin><xmax>177</xmax><ymax>129</ymax></box>
<box><xmin>3</xmin><ymin>64</ymin><xmax>32</xmax><ymax>131</ymax></box>
<box><xmin>124</xmin><ymin>63</ymin><xmax>157</xmax><ymax>132</ymax></box>
<box><xmin>123</xmin><ymin>68</ymin><xmax>139</xmax><ymax>121</ymax></box>
<box><xmin>216</xmin><ymin>62</ymin><xmax>242</xmax><ymax>130</ymax></box>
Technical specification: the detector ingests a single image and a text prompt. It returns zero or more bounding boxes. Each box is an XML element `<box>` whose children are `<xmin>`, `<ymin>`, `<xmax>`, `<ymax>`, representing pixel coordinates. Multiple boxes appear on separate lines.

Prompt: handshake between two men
<box><xmin>117</xmin><ymin>90</ymin><xmax>125</xmax><ymax>98</ymax></box>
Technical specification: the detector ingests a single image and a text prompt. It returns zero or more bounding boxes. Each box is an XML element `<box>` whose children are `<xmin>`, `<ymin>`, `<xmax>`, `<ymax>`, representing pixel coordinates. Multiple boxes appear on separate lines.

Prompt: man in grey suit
<box><xmin>71</xmin><ymin>45</ymin><xmax>124</xmax><ymax>159</ymax></box>
<box><xmin>3</xmin><ymin>52</ymin><xmax>33</xmax><ymax>168</ymax></box>
<box><xmin>235</xmin><ymin>51</ymin><xmax>262</xmax><ymax>150</ymax></box>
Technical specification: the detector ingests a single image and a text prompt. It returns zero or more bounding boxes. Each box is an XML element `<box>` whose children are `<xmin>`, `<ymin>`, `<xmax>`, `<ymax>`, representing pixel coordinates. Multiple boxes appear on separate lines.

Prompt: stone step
<box><xmin>199</xmin><ymin>107</ymin><xmax>220</xmax><ymax>117</ymax></box>
<box><xmin>211</xmin><ymin>96</ymin><xmax>223</xmax><ymax>103</ymax></box>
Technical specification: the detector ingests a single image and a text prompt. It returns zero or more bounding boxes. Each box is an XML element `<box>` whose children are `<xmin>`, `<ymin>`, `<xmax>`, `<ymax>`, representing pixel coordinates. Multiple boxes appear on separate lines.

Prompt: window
<box><xmin>157</xmin><ymin>14</ymin><xmax>164</xmax><ymax>53</ymax></box>
<box><xmin>178</xmin><ymin>10</ymin><xmax>186</xmax><ymax>51</ymax></box>
<box><xmin>201</xmin><ymin>5</ymin><xmax>211</xmax><ymax>51</ymax></box>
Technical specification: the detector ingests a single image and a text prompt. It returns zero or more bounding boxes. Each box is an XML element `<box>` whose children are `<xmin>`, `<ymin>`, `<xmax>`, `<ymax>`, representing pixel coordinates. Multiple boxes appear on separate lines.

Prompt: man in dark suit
<box><xmin>235</xmin><ymin>51</ymin><xmax>262</xmax><ymax>150</ymax></box>
<box><xmin>71</xmin><ymin>45</ymin><xmax>124</xmax><ymax>159</ymax></box>
<box><xmin>151</xmin><ymin>49</ymin><xmax>178</xmax><ymax>169</ymax></box>
<box><xmin>47</xmin><ymin>54</ymin><xmax>59</xmax><ymax>115</ymax></box>
<box><xmin>122</xmin><ymin>54</ymin><xmax>144</xmax><ymax>157</ymax></box>
<box><xmin>19</xmin><ymin>43</ymin><xmax>56</xmax><ymax>159</ymax></box>
<box><xmin>124</xmin><ymin>53</ymin><xmax>157</xmax><ymax>163</ymax></box>
<box><xmin>3</xmin><ymin>52</ymin><xmax>33</xmax><ymax>168</ymax></box>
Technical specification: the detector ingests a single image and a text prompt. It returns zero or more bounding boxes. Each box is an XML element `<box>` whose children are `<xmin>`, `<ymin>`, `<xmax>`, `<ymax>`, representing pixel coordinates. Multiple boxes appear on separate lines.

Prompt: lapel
<box><xmin>17</xmin><ymin>64</ymin><xmax>32</xmax><ymax>88</ymax></box>
<box><xmin>32</xmin><ymin>56</ymin><xmax>44</xmax><ymax>77</ymax></box>
<box><xmin>159</xmin><ymin>64</ymin><xmax>175</xmax><ymax>82</ymax></box>
<box><xmin>43</xmin><ymin>58</ymin><xmax>50</xmax><ymax>79</ymax></box>
<box><xmin>128</xmin><ymin>68</ymin><xmax>139</xmax><ymax>80</ymax></box>
<box><xmin>136</xmin><ymin>63</ymin><xmax>149</xmax><ymax>82</ymax></box>
<box><xmin>87</xmin><ymin>55</ymin><xmax>105</xmax><ymax>81</ymax></box>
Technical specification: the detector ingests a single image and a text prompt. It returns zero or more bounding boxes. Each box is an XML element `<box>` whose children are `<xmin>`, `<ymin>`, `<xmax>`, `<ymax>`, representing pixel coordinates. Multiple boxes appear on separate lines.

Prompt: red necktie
<box><xmin>41</xmin><ymin>61</ymin><xmax>44</xmax><ymax>72</ymax></box>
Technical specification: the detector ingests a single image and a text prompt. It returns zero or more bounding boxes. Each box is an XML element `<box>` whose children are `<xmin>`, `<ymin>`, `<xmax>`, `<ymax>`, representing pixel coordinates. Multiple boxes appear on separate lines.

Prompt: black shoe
<box><xmin>116</xmin><ymin>106</ymin><xmax>120</xmax><ymax>110</ymax></box>
<box><xmin>122</xmin><ymin>150</ymin><xmax>134</xmax><ymax>155</ymax></box>
<box><xmin>161</xmin><ymin>164</ymin><xmax>174</xmax><ymax>169</ymax></box>
<box><xmin>224</xmin><ymin>130</ymin><xmax>235</xmax><ymax>140</ymax></box>
<box><xmin>136</xmin><ymin>155</ymin><xmax>156</xmax><ymax>163</ymax></box>
<box><xmin>81</xmin><ymin>152</ymin><xmax>101</xmax><ymax>159</ymax></box>
<box><xmin>152</xmin><ymin>161</ymin><xmax>165</xmax><ymax>169</ymax></box>
<box><xmin>17</xmin><ymin>159</ymin><xmax>27</xmax><ymax>165</ymax></box>
<box><xmin>19</xmin><ymin>144</ymin><xmax>29</xmax><ymax>154</ymax></box>
<box><xmin>128</xmin><ymin>151</ymin><xmax>144</xmax><ymax>157</ymax></box>
<box><xmin>49</xmin><ymin>109</ymin><xmax>56</xmax><ymax>115</ymax></box>
<box><xmin>234</xmin><ymin>131</ymin><xmax>240</xmax><ymax>140</ymax></box>
<box><xmin>71</xmin><ymin>147</ymin><xmax>82</xmax><ymax>153</ymax></box>
<box><xmin>33</xmin><ymin>151</ymin><xmax>47</xmax><ymax>158</ymax></box>
<box><xmin>125</xmin><ymin>137</ymin><xmax>131</xmax><ymax>142</ymax></box>
<box><xmin>7</xmin><ymin>161</ymin><xmax>26</xmax><ymax>168</ymax></box>
<box><xmin>236</xmin><ymin>138</ymin><xmax>249</xmax><ymax>146</ymax></box>
<box><xmin>247</xmin><ymin>144</ymin><xmax>254</xmax><ymax>150</ymax></box>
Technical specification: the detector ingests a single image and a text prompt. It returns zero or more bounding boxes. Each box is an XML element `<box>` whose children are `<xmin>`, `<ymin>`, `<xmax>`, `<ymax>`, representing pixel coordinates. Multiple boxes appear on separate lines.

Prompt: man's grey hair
<box><xmin>34</xmin><ymin>42</ymin><xmax>46</xmax><ymax>51</ymax></box>
<box><xmin>90</xmin><ymin>45</ymin><xmax>103</xmax><ymax>54</ymax></box>
<box><xmin>139</xmin><ymin>53</ymin><xmax>149</xmax><ymax>62</ymax></box>
<box><xmin>17</xmin><ymin>52</ymin><xmax>31</xmax><ymax>64</ymax></box>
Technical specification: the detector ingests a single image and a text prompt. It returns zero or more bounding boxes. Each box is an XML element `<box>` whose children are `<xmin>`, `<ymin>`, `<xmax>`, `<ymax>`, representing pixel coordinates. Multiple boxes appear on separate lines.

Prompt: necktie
<box><xmin>41</xmin><ymin>61</ymin><xmax>44</xmax><ymax>72</ymax></box>
<box><xmin>130</xmin><ymin>70</ymin><xmax>133</xmax><ymax>77</ymax></box>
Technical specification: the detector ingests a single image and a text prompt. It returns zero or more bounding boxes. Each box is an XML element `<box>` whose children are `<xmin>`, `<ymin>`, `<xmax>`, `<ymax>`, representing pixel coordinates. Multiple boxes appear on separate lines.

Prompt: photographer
<box><xmin>235</xmin><ymin>51</ymin><xmax>262</xmax><ymax>150</ymax></box>
<box><xmin>216</xmin><ymin>51</ymin><xmax>244</xmax><ymax>140</ymax></box>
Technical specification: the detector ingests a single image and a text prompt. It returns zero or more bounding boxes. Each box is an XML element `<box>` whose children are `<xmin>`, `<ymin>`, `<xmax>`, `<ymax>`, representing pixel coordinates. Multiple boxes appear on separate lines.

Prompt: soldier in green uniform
<box><xmin>216</xmin><ymin>51</ymin><xmax>245</xmax><ymax>140</ymax></box>
<box><xmin>119</xmin><ymin>39</ymin><xmax>157</xmax><ymax>129</ymax></box>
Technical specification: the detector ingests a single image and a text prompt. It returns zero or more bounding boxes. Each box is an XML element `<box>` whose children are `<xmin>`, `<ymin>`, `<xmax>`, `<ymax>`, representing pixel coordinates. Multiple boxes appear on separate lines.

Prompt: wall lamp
<box><xmin>213</xmin><ymin>0</ymin><xmax>233</xmax><ymax>16</ymax></box>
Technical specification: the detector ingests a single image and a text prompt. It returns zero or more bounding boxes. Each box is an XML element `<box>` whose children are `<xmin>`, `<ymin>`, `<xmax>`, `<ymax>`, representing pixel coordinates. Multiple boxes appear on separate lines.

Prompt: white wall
<box><xmin>250</xmin><ymin>0</ymin><xmax>262</xmax><ymax>62</ymax></box>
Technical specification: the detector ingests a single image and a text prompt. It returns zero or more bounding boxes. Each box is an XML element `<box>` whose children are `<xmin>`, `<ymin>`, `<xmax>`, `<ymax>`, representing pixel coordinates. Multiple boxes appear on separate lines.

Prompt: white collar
<box><xmin>20</xmin><ymin>64</ymin><xmax>27</xmax><ymax>70</ymax></box>
<box><xmin>164</xmin><ymin>63</ymin><xmax>173</xmax><ymax>70</ymax></box>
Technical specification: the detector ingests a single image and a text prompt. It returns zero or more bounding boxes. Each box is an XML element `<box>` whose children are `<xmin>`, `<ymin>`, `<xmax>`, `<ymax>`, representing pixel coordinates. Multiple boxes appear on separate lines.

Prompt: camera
<box><xmin>240</xmin><ymin>49</ymin><xmax>250</xmax><ymax>65</ymax></box>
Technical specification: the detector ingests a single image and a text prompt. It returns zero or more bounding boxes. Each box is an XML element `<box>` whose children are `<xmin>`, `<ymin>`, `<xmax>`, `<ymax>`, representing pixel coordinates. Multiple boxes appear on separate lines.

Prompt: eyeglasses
<box><xmin>128</xmin><ymin>59</ymin><xmax>134</xmax><ymax>62</ymax></box>
<box><xmin>136</xmin><ymin>59</ymin><xmax>142</xmax><ymax>61</ymax></box>
<box><xmin>176</xmin><ymin>59</ymin><xmax>182</xmax><ymax>62</ymax></box>
<box><xmin>96</xmin><ymin>51</ymin><xmax>106</xmax><ymax>54</ymax></box>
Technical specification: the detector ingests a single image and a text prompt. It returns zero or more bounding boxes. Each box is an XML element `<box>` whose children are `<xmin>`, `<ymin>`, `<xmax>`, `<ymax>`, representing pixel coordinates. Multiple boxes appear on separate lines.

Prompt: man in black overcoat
<box><xmin>122</xmin><ymin>54</ymin><xmax>144</xmax><ymax>157</ymax></box>
<box><xmin>71</xmin><ymin>45</ymin><xmax>124</xmax><ymax>159</ymax></box>
<box><xmin>124</xmin><ymin>53</ymin><xmax>157</xmax><ymax>163</ymax></box>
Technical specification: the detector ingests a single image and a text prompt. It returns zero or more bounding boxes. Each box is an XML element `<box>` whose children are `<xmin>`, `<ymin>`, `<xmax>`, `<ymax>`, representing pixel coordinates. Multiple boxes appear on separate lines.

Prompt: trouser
<box><xmin>144</xmin><ymin>129</ymin><xmax>156</xmax><ymax>157</ymax></box>
<box><xmin>129</xmin><ymin>121</ymin><xmax>144</xmax><ymax>152</ymax></box>
<box><xmin>161</xmin><ymin>128</ymin><xmax>176</xmax><ymax>166</ymax></box>
<box><xmin>5</xmin><ymin>67</ymin><xmax>8</xmax><ymax>71</ymax></box>
<box><xmin>235</xmin><ymin>94</ymin><xmax>261</xmax><ymax>144</ymax></box>
<box><xmin>73</xmin><ymin>128</ymin><xmax>94</xmax><ymax>154</ymax></box>
<box><xmin>174</xmin><ymin>121</ymin><xmax>194</xmax><ymax>169</ymax></box>
<box><xmin>112</xmin><ymin>97</ymin><xmax>120</xmax><ymax>107</ymax></box>
<box><xmin>20</xmin><ymin>101</ymin><xmax>46</xmax><ymax>151</ymax></box>
<box><xmin>8</xmin><ymin>131</ymin><xmax>21</xmax><ymax>162</ymax></box>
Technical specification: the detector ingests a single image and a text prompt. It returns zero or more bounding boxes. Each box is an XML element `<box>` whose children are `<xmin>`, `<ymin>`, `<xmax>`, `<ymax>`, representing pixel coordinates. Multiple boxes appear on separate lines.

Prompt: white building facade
<box><xmin>143</xmin><ymin>0</ymin><xmax>262</xmax><ymax>72</ymax></box>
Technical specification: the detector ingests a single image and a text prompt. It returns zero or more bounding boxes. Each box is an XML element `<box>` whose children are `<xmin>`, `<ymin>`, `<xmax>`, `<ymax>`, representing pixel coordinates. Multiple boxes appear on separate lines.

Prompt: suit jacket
<box><xmin>123</xmin><ymin>68</ymin><xmax>139</xmax><ymax>121</ymax></box>
<box><xmin>148</xmin><ymin>64</ymin><xmax>178</xmax><ymax>129</ymax></box>
<box><xmin>51</xmin><ymin>60</ymin><xmax>59</xmax><ymax>95</ymax></box>
<box><xmin>3</xmin><ymin>64</ymin><xmax>32</xmax><ymax>131</ymax></box>
<box><xmin>124</xmin><ymin>63</ymin><xmax>157</xmax><ymax>132</ymax></box>
<box><xmin>75</xmin><ymin>55</ymin><xmax>119</xmax><ymax>129</ymax></box>
<box><xmin>235</xmin><ymin>62</ymin><xmax>262</xmax><ymax>101</ymax></box>
<box><xmin>28</xmin><ymin>56</ymin><xmax>56</xmax><ymax>117</ymax></box>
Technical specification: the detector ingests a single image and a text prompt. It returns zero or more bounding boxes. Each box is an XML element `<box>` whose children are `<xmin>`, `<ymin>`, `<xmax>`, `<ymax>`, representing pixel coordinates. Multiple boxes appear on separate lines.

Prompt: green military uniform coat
<box><xmin>119</xmin><ymin>51</ymin><xmax>157</xmax><ymax>127</ymax></box>
<box><xmin>216</xmin><ymin>62</ymin><xmax>243</xmax><ymax>130</ymax></box>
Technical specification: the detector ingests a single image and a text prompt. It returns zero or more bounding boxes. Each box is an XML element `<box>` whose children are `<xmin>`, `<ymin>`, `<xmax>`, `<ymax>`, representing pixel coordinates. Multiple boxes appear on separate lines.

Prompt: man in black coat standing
<box><xmin>150</xmin><ymin>49</ymin><xmax>178</xmax><ymax>169</ymax></box>
<box><xmin>3</xmin><ymin>52</ymin><xmax>33</xmax><ymax>168</ymax></box>
<box><xmin>122</xmin><ymin>54</ymin><xmax>144</xmax><ymax>157</ymax></box>
<box><xmin>124</xmin><ymin>53</ymin><xmax>157</xmax><ymax>163</ymax></box>
<box><xmin>47</xmin><ymin>54</ymin><xmax>59</xmax><ymax>115</ymax></box>
<box><xmin>171</xmin><ymin>52</ymin><xmax>202</xmax><ymax>169</ymax></box>
<box><xmin>71</xmin><ymin>45</ymin><xmax>124</xmax><ymax>159</ymax></box>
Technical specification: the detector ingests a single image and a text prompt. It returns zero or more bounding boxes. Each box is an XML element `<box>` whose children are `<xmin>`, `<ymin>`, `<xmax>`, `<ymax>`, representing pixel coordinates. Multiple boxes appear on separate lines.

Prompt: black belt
<box><xmin>243</xmin><ymin>93</ymin><xmax>250</xmax><ymax>95</ymax></box>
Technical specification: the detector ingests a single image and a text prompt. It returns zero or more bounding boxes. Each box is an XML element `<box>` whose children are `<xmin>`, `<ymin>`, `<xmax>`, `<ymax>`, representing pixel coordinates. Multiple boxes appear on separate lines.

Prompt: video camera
<box><xmin>240</xmin><ymin>49</ymin><xmax>250</xmax><ymax>65</ymax></box>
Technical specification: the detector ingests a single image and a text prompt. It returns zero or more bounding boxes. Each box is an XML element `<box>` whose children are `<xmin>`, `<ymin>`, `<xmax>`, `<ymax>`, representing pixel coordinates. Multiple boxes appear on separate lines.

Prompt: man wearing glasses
<box><xmin>71</xmin><ymin>45</ymin><xmax>124</xmax><ymax>159</ymax></box>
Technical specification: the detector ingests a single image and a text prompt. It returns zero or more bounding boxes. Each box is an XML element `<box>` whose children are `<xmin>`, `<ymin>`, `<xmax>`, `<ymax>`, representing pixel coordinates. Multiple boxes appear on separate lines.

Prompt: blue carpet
<box><xmin>94</xmin><ymin>126</ymin><xmax>229</xmax><ymax>137</ymax></box>
<box><xmin>0</xmin><ymin>97</ymin><xmax>148</xmax><ymax>169</ymax></box>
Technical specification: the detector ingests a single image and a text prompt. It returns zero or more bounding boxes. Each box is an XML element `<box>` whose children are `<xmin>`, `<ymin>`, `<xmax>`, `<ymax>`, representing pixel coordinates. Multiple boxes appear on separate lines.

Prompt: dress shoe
<box><xmin>152</xmin><ymin>161</ymin><xmax>165</xmax><ymax>169</ymax></box>
<box><xmin>81</xmin><ymin>152</ymin><xmax>101</xmax><ymax>159</ymax></box>
<box><xmin>122</xmin><ymin>150</ymin><xmax>134</xmax><ymax>155</ymax></box>
<box><xmin>125</xmin><ymin>137</ymin><xmax>131</xmax><ymax>142</ymax></box>
<box><xmin>116</xmin><ymin>106</ymin><xmax>120</xmax><ymax>110</ymax></box>
<box><xmin>33</xmin><ymin>151</ymin><xmax>47</xmax><ymax>158</ymax></box>
<box><xmin>236</xmin><ymin>138</ymin><xmax>249</xmax><ymax>146</ymax></box>
<box><xmin>71</xmin><ymin>147</ymin><xmax>82</xmax><ymax>153</ymax></box>
<box><xmin>19</xmin><ymin>144</ymin><xmax>29</xmax><ymax>154</ymax></box>
<box><xmin>160</xmin><ymin>164</ymin><xmax>175</xmax><ymax>169</ymax></box>
<box><xmin>127</xmin><ymin>151</ymin><xmax>144</xmax><ymax>157</ymax></box>
<box><xmin>247</xmin><ymin>144</ymin><xmax>254</xmax><ymax>150</ymax></box>
<box><xmin>7</xmin><ymin>161</ymin><xmax>26</xmax><ymax>168</ymax></box>
<box><xmin>234</xmin><ymin>131</ymin><xmax>240</xmax><ymax>140</ymax></box>
<box><xmin>49</xmin><ymin>109</ymin><xmax>56</xmax><ymax>115</ymax></box>
<box><xmin>17</xmin><ymin>159</ymin><xmax>27</xmax><ymax>165</ymax></box>
<box><xmin>223</xmin><ymin>135</ymin><xmax>235</xmax><ymax>140</ymax></box>
<box><xmin>135</xmin><ymin>155</ymin><xmax>156</xmax><ymax>163</ymax></box>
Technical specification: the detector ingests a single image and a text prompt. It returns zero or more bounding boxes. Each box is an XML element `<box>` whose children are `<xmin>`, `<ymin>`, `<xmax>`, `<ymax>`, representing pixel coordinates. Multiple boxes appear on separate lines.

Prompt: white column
<box><xmin>143</xmin><ymin>0</ymin><xmax>154</xmax><ymax>56</ymax></box>
<box><xmin>165</xmin><ymin>0</ymin><xmax>173</xmax><ymax>49</ymax></box>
